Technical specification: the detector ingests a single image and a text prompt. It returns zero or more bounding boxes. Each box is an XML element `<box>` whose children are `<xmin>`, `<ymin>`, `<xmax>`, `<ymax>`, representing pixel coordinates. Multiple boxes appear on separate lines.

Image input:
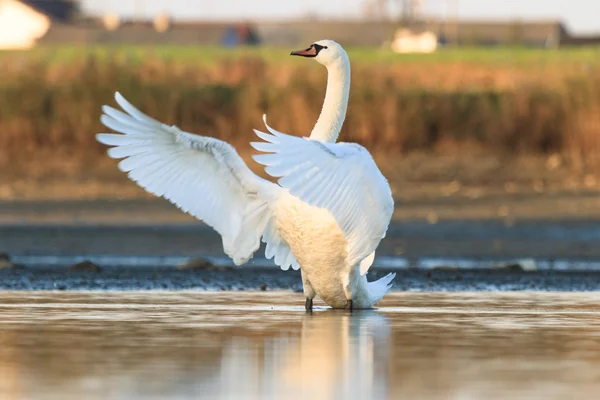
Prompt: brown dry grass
<box><xmin>0</xmin><ymin>49</ymin><xmax>599</xmax><ymax>184</ymax></box>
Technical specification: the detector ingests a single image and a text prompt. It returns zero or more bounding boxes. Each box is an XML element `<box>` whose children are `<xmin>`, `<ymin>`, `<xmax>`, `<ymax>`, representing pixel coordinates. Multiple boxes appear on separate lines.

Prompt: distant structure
<box><xmin>102</xmin><ymin>13</ymin><xmax>121</xmax><ymax>31</ymax></box>
<box><xmin>254</xmin><ymin>20</ymin><xmax>570</xmax><ymax>48</ymax></box>
<box><xmin>0</xmin><ymin>1</ymin><xmax>595</xmax><ymax>50</ymax></box>
<box><xmin>391</xmin><ymin>27</ymin><xmax>437</xmax><ymax>53</ymax></box>
<box><xmin>19</xmin><ymin>0</ymin><xmax>78</xmax><ymax>21</ymax></box>
<box><xmin>0</xmin><ymin>0</ymin><xmax>49</xmax><ymax>49</ymax></box>
<box><xmin>153</xmin><ymin>12</ymin><xmax>171</xmax><ymax>33</ymax></box>
<box><xmin>0</xmin><ymin>0</ymin><xmax>77</xmax><ymax>49</ymax></box>
<box><xmin>35</xmin><ymin>19</ymin><xmax>572</xmax><ymax>48</ymax></box>
<box><xmin>440</xmin><ymin>20</ymin><xmax>567</xmax><ymax>48</ymax></box>
<box><xmin>560</xmin><ymin>33</ymin><xmax>600</xmax><ymax>46</ymax></box>
<box><xmin>221</xmin><ymin>23</ymin><xmax>261</xmax><ymax>47</ymax></box>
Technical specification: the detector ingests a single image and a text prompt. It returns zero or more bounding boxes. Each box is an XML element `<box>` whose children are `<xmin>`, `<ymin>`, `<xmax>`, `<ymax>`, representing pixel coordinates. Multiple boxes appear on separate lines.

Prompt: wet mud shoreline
<box><xmin>1</xmin><ymin>266</ymin><xmax>600</xmax><ymax>291</ymax></box>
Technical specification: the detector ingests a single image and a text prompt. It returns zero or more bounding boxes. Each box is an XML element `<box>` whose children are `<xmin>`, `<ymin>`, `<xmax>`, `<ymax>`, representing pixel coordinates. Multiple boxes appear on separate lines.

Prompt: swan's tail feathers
<box><xmin>367</xmin><ymin>272</ymin><xmax>396</xmax><ymax>305</ymax></box>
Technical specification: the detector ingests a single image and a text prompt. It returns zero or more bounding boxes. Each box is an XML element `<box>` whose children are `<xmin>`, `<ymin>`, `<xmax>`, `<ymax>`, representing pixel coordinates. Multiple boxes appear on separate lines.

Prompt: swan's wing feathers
<box><xmin>262</xmin><ymin>219</ymin><xmax>300</xmax><ymax>271</ymax></box>
<box><xmin>359</xmin><ymin>251</ymin><xmax>376</xmax><ymax>276</ymax></box>
<box><xmin>97</xmin><ymin>92</ymin><xmax>267</xmax><ymax>265</ymax></box>
<box><xmin>253</xmin><ymin>122</ymin><xmax>394</xmax><ymax>271</ymax></box>
<box><xmin>114</xmin><ymin>92</ymin><xmax>162</xmax><ymax>126</ymax></box>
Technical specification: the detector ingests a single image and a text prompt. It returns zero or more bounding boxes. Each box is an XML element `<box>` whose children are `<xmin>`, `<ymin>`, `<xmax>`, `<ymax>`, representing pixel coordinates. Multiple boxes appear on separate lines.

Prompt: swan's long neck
<box><xmin>309</xmin><ymin>57</ymin><xmax>351</xmax><ymax>143</ymax></box>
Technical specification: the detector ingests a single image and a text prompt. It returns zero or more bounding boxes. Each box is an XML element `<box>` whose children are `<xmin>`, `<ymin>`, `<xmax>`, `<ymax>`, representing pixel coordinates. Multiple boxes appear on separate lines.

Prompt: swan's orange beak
<box><xmin>290</xmin><ymin>45</ymin><xmax>317</xmax><ymax>57</ymax></box>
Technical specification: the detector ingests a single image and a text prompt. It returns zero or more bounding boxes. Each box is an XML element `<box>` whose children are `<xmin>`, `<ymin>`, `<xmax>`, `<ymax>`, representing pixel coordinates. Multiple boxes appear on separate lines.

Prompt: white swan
<box><xmin>96</xmin><ymin>40</ymin><xmax>395</xmax><ymax>310</ymax></box>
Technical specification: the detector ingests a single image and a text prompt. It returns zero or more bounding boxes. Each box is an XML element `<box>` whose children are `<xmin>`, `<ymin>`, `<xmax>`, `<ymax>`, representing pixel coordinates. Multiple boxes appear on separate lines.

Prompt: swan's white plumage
<box><xmin>96</xmin><ymin>39</ymin><xmax>397</xmax><ymax>309</ymax></box>
<box><xmin>251</xmin><ymin>116</ymin><xmax>394</xmax><ymax>274</ymax></box>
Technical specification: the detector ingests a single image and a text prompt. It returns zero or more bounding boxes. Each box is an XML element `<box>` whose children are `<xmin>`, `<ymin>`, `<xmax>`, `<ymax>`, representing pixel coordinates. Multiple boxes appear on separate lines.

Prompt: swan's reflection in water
<box><xmin>1</xmin><ymin>291</ymin><xmax>600</xmax><ymax>399</ymax></box>
<box><xmin>208</xmin><ymin>310</ymin><xmax>391</xmax><ymax>399</ymax></box>
<box><xmin>0</xmin><ymin>292</ymin><xmax>392</xmax><ymax>400</ymax></box>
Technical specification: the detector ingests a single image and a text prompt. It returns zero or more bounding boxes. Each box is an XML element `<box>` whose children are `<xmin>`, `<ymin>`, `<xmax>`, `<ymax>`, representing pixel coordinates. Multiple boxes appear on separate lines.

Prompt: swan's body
<box><xmin>96</xmin><ymin>40</ymin><xmax>395</xmax><ymax>310</ymax></box>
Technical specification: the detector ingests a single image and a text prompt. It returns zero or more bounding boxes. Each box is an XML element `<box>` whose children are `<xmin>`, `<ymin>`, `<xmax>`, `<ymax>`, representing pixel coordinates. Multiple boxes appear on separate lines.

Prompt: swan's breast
<box><xmin>273</xmin><ymin>191</ymin><xmax>348</xmax><ymax>281</ymax></box>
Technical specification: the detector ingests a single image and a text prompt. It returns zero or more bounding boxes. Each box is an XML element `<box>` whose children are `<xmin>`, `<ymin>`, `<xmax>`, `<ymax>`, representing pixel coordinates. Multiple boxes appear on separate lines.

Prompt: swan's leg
<box><xmin>345</xmin><ymin>299</ymin><xmax>353</xmax><ymax>311</ymax></box>
<box><xmin>301</xmin><ymin>270</ymin><xmax>316</xmax><ymax>312</ymax></box>
<box><xmin>341</xmin><ymin>267</ymin><xmax>359</xmax><ymax>312</ymax></box>
<box><xmin>305</xmin><ymin>297</ymin><xmax>313</xmax><ymax>312</ymax></box>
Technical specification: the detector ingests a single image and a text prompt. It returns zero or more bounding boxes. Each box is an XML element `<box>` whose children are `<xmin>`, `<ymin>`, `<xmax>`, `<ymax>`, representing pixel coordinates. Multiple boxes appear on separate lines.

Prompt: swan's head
<box><xmin>290</xmin><ymin>40</ymin><xmax>348</xmax><ymax>67</ymax></box>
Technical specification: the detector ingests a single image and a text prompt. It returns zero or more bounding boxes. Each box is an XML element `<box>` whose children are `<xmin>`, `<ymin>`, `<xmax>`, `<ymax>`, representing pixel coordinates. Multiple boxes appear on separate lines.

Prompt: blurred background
<box><xmin>2</xmin><ymin>4</ymin><xmax>600</xmax><ymax>397</ymax></box>
<box><xmin>0</xmin><ymin>0</ymin><xmax>599</xmax><ymax>262</ymax></box>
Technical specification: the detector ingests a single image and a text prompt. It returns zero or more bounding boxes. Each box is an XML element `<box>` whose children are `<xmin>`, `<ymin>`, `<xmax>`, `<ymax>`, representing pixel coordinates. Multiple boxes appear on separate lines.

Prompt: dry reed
<box><xmin>0</xmin><ymin>52</ymin><xmax>599</xmax><ymax>176</ymax></box>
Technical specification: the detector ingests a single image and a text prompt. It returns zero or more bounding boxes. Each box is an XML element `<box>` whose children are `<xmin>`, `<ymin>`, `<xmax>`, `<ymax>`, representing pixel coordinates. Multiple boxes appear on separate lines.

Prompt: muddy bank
<box><xmin>1</xmin><ymin>266</ymin><xmax>600</xmax><ymax>291</ymax></box>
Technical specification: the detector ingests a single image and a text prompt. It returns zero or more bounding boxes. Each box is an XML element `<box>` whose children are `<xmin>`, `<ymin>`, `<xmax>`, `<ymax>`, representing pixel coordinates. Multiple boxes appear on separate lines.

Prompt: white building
<box><xmin>0</xmin><ymin>0</ymin><xmax>52</xmax><ymax>49</ymax></box>
<box><xmin>391</xmin><ymin>28</ymin><xmax>438</xmax><ymax>54</ymax></box>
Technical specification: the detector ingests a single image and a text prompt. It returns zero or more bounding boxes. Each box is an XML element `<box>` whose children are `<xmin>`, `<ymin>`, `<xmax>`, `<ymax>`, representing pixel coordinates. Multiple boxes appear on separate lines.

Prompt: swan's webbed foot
<box><xmin>345</xmin><ymin>299</ymin><xmax>353</xmax><ymax>312</ymax></box>
<box><xmin>305</xmin><ymin>297</ymin><xmax>313</xmax><ymax>313</ymax></box>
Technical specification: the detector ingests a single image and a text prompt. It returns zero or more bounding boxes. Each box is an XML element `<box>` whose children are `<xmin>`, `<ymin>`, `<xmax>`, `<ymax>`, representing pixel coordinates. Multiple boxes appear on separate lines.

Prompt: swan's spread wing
<box><xmin>97</xmin><ymin>92</ymin><xmax>269</xmax><ymax>265</ymax></box>
<box><xmin>251</xmin><ymin>117</ymin><xmax>394</xmax><ymax>272</ymax></box>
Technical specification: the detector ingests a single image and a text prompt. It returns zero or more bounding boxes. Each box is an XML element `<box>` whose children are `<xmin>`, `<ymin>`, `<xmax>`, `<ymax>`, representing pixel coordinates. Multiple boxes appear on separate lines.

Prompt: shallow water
<box><xmin>0</xmin><ymin>291</ymin><xmax>599</xmax><ymax>399</ymax></box>
<box><xmin>6</xmin><ymin>219</ymin><xmax>600</xmax><ymax>266</ymax></box>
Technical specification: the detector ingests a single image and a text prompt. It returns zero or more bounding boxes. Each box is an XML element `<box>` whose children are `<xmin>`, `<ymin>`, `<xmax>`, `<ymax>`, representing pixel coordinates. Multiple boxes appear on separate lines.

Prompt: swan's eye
<box><xmin>313</xmin><ymin>44</ymin><xmax>328</xmax><ymax>54</ymax></box>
